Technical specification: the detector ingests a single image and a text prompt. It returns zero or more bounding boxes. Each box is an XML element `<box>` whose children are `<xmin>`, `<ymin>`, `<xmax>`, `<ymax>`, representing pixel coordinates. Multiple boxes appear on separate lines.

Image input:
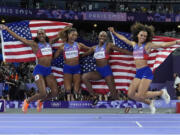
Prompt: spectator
<box><xmin>174</xmin><ymin>73</ymin><xmax>180</xmax><ymax>100</ymax></box>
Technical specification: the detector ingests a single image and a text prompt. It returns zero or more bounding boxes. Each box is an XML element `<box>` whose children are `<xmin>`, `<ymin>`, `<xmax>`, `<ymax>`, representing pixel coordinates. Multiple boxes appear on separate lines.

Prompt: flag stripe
<box><xmin>4</xmin><ymin>44</ymin><xmax>30</xmax><ymax>49</ymax></box>
<box><xmin>31</xmin><ymin>28</ymin><xmax>63</xmax><ymax>33</ymax></box>
<box><xmin>5</xmin><ymin>58</ymin><xmax>36</xmax><ymax>62</ymax></box>
<box><xmin>4</xmin><ymin>50</ymin><xmax>34</xmax><ymax>55</ymax></box>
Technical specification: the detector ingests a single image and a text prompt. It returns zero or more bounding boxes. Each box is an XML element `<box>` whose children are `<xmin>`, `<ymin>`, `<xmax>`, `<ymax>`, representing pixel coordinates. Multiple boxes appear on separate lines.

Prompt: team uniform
<box><xmin>33</xmin><ymin>43</ymin><xmax>52</xmax><ymax>77</ymax></box>
<box><xmin>63</xmin><ymin>42</ymin><xmax>81</xmax><ymax>74</ymax></box>
<box><xmin>133</xmin><ymin>43</ymin><xmax>153</xmax><ymax>80</ymax></box>
<box><xmin>94</xmin><ymin>42</ymin><xmax>113</xmax><ymax>78</ymax></box>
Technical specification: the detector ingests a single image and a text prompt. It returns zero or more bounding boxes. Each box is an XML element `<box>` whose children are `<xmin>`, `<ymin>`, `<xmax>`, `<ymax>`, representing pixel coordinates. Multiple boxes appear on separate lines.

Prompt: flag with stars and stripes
<box><xmin>0</xmin><ymin>20</ymin><xmax>71</xmax><ymax>62</ymax></box>
<box><xmin>52</xmin><ymin>32</ymin><xmax>180</xmax><ymax>94</ymax></box>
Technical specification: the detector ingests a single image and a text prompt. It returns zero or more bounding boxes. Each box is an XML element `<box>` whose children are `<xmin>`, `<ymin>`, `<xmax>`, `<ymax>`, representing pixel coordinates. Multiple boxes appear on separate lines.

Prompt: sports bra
<box><xmin>133</xmin><ymin>43</ymin><xmax>148</xmax><ymax>60</ymax></box>
<box><xmin>94</xmin><ymin>42</ymin><xmax>109</xmax><ymax>60</ymax></box>
<box><xmin>36</xmin><ymin>43</ymin><xmax>52</xmax><ymax>58</ymax></box>
<box><xmin>64</xmin><ymin>42</ymin><xmax>79</xmax><ymax>59</ymax></box>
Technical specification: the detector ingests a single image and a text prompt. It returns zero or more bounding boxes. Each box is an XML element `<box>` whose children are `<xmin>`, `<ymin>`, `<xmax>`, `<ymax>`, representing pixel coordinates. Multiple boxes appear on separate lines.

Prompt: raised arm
<box><xmin>49</xmin><ymin>25</ymin><xmax>72</xmax><ymax>44</ymax></box>
<box><xmin>78</xmin><ymin>43</ymin><xmax>94</xmax><ymax>57</ymax></box>
<box><xmin>108</xmin><ymin>27</ymin><xmax>134</xmax><ymax>46</ymax></box>
<box><xmin>149</xmin><ymin>40</ymin><xmax>180</xmax><ymax>49</ymax></box>
<box><xmin>49</xmin><ymin>34</ymin><xmax>61</xmax><ymax>45</ymax></box>
<box><xmin>0</xmin><ymin>24</ymin><xmax>35</xmax><ymax>47</ymax></box>
<box><xmin>53</xmin><ymin>45</ymin><xmax>64</xmax><ymax>59</ymax></box>
<box><xmin>109</xmin><ymin>42</ymin><xmax>132</xmax><ymax>55</ymax></box>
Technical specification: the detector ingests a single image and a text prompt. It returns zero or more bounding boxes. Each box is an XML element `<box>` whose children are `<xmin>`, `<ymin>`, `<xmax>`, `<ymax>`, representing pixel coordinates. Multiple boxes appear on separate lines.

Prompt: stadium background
<box><xmin>0</xmin><ymin>0</ymin><xmax>180</xmax><ymax>102</ymax></box>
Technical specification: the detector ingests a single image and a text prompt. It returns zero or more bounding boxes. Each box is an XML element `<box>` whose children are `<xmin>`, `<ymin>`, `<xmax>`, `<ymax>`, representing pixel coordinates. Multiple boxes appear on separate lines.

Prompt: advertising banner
<box><xmin>4</xmin><ymin>100</ymin><xmax>178</xmax><ymax>109</ymax></box>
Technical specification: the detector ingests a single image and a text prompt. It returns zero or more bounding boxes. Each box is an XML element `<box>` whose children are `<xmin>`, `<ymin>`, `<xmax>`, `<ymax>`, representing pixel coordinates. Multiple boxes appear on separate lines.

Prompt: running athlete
<box><xmin>108</xmin><ymin>23</ymin><xmax>180</xmax><ymax>113</ymax></box>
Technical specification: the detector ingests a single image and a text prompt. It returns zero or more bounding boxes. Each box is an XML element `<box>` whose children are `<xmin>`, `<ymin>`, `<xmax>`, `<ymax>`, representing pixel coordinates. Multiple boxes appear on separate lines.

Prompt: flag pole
<box><xmin>0</xmin><ymin>29</ymin><xmax>5</xmax><ymax>62</ymax></box>
<box><xmin>109</xmin><ymin>31</ymin><xmax>115</xmax><ymax>45</ymax></box>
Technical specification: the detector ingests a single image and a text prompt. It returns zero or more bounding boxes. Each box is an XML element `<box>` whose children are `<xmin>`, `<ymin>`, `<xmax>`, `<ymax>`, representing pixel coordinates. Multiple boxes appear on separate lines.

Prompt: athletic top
<box><xmin>64</xmin><ymin>42</ymin><xmax>79</xmax><ymax>59</ymax></box>
<box><xmin>36</xmin><ymin>43</ymin><xmax>52</xmax><ymax>58</ymax></box>
<box><xmin>133</xmin><ymin>43</ymin><xmax>148</xmax><ymax>60</ymax></box>
<box><xmin>94</xmin><ymin>43</ymin><xmax>109</xmax><ymax>60</ymax></box>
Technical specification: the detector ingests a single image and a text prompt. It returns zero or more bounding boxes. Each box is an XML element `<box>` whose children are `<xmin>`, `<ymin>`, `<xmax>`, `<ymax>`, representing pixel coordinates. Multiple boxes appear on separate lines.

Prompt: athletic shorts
<box><xmin>33</xmin><ymin>64</ymin><xmax>52</xmax><ymax>77</ymax></box>
<box><xmin>63</xmin><ymin>64</ymin><xmax>81</xmax><ymax>74</ymax></box>
<box><xmin>135</xmin><ymin>66</ymin><xmax>153</xmax><ymax>80</ymax></box>
<box><xmin>96</xmin><ymin>65</ymin><xmax>113</xmax><ymax>78</ymax></box>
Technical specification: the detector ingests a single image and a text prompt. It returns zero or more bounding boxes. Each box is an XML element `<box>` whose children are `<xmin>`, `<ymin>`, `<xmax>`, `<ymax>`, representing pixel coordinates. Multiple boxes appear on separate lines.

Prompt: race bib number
<box><xmin>41</xmin><ymin>47</ymin><xmax>52</xmax><ymax>56</ymax></box>
<box><xmin>94</xmin><ymin>51</ymin><xmax>105</xmax><ymax>59</ymax></box>
<box><xmin>65</xmin><ymin>50</ymin><xmax>78</xmax><ymax>59</ymax></box>
<box><xmin>0</xmin><ymin>100</ymin><xmax>5</xmax><ymax>112</ymax></box>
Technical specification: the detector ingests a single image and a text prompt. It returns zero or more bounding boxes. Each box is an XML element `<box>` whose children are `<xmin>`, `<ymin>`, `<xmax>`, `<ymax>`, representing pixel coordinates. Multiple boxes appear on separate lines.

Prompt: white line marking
<box><xmin>0</xmin><ymin>126</ymin><xmax>180</xmax><ymax>128</ymax></box>
<box><xmin>135</xmin><ymin>121</ymin><xmax>143</xmax><ymax>128</ymax></box>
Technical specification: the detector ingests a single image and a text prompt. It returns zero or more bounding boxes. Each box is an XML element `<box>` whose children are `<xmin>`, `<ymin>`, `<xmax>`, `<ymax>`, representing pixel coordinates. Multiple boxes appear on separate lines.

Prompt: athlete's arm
<box><xmin>150</xmin><ymin>40</ymin><xmax>180</xmax><ymax>49</ymax></box>
<box><xmin>53</xmin><ymin>45</ymin><xmax>64</xmax><ymax>59</ymax></box>
<box><xmin>108</xmin><ymin>27</ymin><xmax>134</xmax><ymax>46</ymax></box>
<box><xmin>109</xmin><ymin>42</ymin><xmax>133</xmax><ymax>55</ymax></box>
<box><xmin>0</xmin><ymin>24</ymin><xmax>36</xmax><ymax>48</ymax></box>
<box><xmin>78</xmin><ymin>43</ymin><xmax>94</xmax><ymax>57</ymax></box>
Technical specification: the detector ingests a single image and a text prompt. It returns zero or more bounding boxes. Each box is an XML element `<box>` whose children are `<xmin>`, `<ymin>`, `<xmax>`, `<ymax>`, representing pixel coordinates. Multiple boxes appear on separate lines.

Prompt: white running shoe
<box><xmin>149</xmin><ymin>100</ymin><xmax>156</xmax><ymax>114</ymax></box>
<box><xmin>161</xmin><ymin>88</ymin><xmax>170</xmax><ymax>104</ymax></box>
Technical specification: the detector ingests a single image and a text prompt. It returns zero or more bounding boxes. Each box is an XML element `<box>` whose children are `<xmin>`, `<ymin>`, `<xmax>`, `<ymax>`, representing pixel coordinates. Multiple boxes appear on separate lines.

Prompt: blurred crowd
<box><xmin>0</xmin><ymin>60</ymin><xmax>36</xmax><ymax>101</ymax></box>
<box><xmin>1</xmin><ymin>0</ymin><xmax>180</xmax><ymax>14</ymax></box>
<box><xmin>62</xmin><ymin>0</ymin><xmax>176</xmax><ymax>14</ymax></box>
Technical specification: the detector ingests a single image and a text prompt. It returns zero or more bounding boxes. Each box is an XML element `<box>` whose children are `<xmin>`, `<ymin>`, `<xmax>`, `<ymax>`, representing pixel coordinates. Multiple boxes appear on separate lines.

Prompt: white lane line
<box><xmin>0</xmin><ymin>120</ymin><xmax>180</xmax><ymax>123</ymax></box>
<box><xmin>135</xmin><ymin>121</ymin><xmax>143</xmax><ymax>128</ymax></box>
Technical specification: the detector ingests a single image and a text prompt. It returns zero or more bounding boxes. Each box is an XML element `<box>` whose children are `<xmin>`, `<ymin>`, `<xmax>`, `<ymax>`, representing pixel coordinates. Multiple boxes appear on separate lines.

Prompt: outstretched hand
<box><xmin>108</xmin><ymin>27</ymin><xmax>115</xmax><ymax>33</ymax></box>
<box><xmin>0</xmin><ymin>24</ymin><xmax>8</xmax><ymax>30</ymax></box>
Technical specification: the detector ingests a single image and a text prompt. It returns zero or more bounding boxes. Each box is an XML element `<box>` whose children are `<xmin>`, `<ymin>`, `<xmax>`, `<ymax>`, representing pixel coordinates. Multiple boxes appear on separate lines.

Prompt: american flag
<box><xmin>52</xmin><ymin>32</ymin><xmax>179</xmax><ymax>94</ymax></box>
<box><xmin>0</xmin><ymin>20</ymin><xmax>71</xmax><ymax>62</ymax></box>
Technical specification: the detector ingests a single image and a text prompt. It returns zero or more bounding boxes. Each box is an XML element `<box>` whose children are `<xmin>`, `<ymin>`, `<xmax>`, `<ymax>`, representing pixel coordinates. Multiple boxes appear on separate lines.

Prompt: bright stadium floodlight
<box><xmin>1</xmin><ymin>18</ymin><xmax>5</xmax><ymax>23</ymax></box>
<box><xmin>178</xmin><ymin>25</ymin><xmax>180</xmax><ymax>28</ymax></box>
<box><xmin>93</xmin><ymin>24</ymin><xmax>97</xmax><ymax>28</ymax></box>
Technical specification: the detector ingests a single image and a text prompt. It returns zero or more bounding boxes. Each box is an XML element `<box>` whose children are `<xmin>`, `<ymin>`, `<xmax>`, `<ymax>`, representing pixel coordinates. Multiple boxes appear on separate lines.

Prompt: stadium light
<box><xmin>93</xmin><ymin>24</ymin><xmax>97</xmax><ymax>28</ymax></box>
<box><xmin>1</xmin><ymin>18</ymin><xmax>5</xmax><ymax>23</ymax></box>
